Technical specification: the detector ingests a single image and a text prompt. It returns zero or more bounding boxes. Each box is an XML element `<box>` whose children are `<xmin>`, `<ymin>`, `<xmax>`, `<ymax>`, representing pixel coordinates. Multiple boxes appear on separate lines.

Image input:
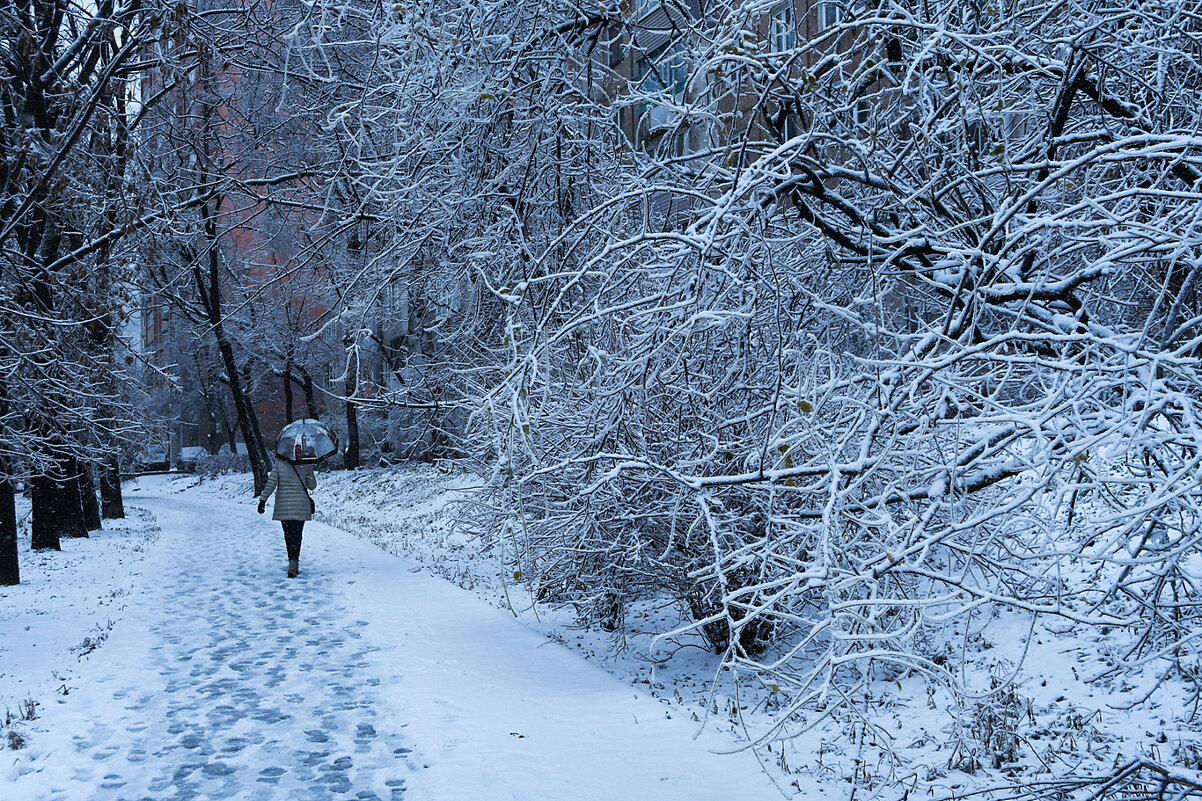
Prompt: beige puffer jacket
<box><xmin>258</xmin><ymin>459</ymin><xmax>317</xmax><ymax>521</ymax></box>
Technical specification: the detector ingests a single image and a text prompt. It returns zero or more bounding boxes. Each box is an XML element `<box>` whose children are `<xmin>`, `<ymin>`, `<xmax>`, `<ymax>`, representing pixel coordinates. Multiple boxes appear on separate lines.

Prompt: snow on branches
<box><xmin>456</xmin><ymin>0</ymin><xmax>1202</xmax><ymax>773</ymax></box>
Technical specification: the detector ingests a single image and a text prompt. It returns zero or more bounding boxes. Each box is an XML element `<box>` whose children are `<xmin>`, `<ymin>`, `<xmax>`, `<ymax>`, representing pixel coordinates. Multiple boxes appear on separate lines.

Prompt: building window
<box><xmin>637</xmin><ymin>44</ymin><xmax>688</xmax><ymax>126</ymax></box>
<box><xmin>816</xmin><ymin>1</ymin><xmax>841</xmax><ymax>32</ymax></box>
<box><xmin>638</xmin><ymin>45</ymin><xmax>688</xmax><ymax>99</ymax></box>
<box><xmin>637</xmin><ymin>0</ymin><xmax>661</xmax><ymax>18</ymax></box>
<box><xmin>856</xmin><ymin>98</ymin><xmax>871</xmax><ymax>125</ymax></box>
<box><xmin>817</xmin><ymin>0</ymin><xmax>865</xmax><ymax>31</ymax></box>
<box><xmin>783</xmin><ymin>112</ymin><xmax>801</xmax><ymax>141</ymax></box>
<box><xmin>658</xmin><ymin>128</ymin><xmax>687</xmax><ymax>159</ymax></box>
<box><xmin>772</xmin><ymin>4</ymin><xmax>796</xmax><ymax>51</ymax></box>
<box><xmin>637</xmin><ymin>42</ymin><xmax>697</xmax><ymax>155</ymax></box>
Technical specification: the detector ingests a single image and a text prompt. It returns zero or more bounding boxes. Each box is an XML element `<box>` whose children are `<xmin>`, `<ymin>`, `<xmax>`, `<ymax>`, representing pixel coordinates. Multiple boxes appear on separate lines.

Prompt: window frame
<box><xmin>816</xmin><ymin>1</ymin><xmax>841</xmax><ymax>32</ymax></box>
<box><xmin>636</xmin><ymin>0</ymin><xmax>661</xmax><ymax>19</ymax></box>
<box><xmin>637</xmin><ymin>44</ymin><xmax>689</xmax><ymax>98</ymax></box>
<box><xmin>771</xmin><ymin>3</ymin><xmax>796</xmax><ymax>52</ymax></box>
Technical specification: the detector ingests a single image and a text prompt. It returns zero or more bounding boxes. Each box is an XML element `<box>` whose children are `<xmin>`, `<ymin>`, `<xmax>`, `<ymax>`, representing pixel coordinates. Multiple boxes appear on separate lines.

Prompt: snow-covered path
<box><xmin>7</xmin><ymin>488</ymin><xmax>781</xmax><ymax>801</ymax></box>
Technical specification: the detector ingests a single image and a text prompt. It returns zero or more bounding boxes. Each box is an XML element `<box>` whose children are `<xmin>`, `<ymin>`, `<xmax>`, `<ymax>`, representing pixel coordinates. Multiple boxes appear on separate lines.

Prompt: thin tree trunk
<box><xmin>200</xmin><ymin>386</ymin><xmax>220</xmax><ymax>454</ymax></box>
<box><xmin>194</xmin><ymin>198</ymin><xmax>270</xmax><ymax>493</ymax></box>
<box><xmin>290</xmin><ymin>366</ymin><xmax>319</xmax><ymax>419</ymax></box>
<box><xmin>284</xmin><ymin>361</ymin><xmax>294</xmax><ymax>422</ymax></box>
<box><xmin>100</xmin><ymin>455</ymin><xmax>124</xmax><ymax>519</ymax></box>
<box><xmin>0</xmin><ymin>400</ymin><xmax>16</xmax><ymax>583</ymax></box>
<box><xmin>80</xmin><ymin>462</ymin><xmax>102</xmax><ymax>531</ymax></box>
<box><xmin>216</xmin><ymin>328</ymin><xmax>268</xmax><ymax>492</ymax></box>
<box><xmin>345</xmin><ymin>397</ymin><xmax>360</xmax><ymax>469</ymax></box>
<box><xmin>344</xmin><ymin>347</ymin><xmax>360</xmax><ymax>469</ymax></box>
<box><xmin>243</xmin><ymin>361</ymin><xmax>269</xmax><ymax>461</ymax></box>
<box><xmin>303</xmin><ymin>370</ymin><xmax>317</xmax><ymax>418</ymax></box>
<box><xmin>0</xmin><ymin>478</ymin><xmax>17</xmax><ymax>585</ymax></box>
<box><xmin>188</xmin><ymin>66</ymin><xmax>269</xmax><ymax>492</ymax></box>
<box><xmin>218</xmin><ymin>402</ymin><xmax>237</xmax><ymax>451</ymax></box>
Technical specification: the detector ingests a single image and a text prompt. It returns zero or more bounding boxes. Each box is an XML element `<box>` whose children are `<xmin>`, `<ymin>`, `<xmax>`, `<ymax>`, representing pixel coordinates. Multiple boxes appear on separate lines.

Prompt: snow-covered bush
<box><xmin>194</xmin><ymin>449</ymin><xmax>251</xmax><ymax>478</ymax></box>
<box><xmin>469</xmin><ymin>0</ymin><xmax>1202</xmax><ymax>771</ymax></box>
<box><xmin>949</xmin><ymin>677</ymin><xmax>1032</xmax><ymax>773</ymax></box>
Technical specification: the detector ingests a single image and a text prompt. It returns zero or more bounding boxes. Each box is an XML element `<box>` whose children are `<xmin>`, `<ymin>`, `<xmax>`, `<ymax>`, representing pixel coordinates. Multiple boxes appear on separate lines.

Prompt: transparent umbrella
<box><xmin>275</xmin><ymin>419</ymin><xmax>339</xmax><ymax>464</ymax></box>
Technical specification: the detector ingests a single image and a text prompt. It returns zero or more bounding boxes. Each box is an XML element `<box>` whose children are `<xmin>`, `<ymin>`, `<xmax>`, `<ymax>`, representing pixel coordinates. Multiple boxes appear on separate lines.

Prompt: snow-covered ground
<box><xmin>4</xmin><ymin>467</ymin><xmax>1200</xmax><ymax>800</ymax></box>
<box><xmin>1</xmin><ymin>477</ymin><xmax>781</xmax><ymax>800</ymax></box>
<box><xmin>0</xmin><ymin>505</ymin><xmax>161</xmax><ymax>737</ymax></box>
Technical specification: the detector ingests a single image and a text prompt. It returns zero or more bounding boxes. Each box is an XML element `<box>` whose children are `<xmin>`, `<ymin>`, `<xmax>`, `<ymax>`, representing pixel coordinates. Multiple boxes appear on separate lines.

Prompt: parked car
<box><xmin>175</xmin><ymin>446</ymin><xmax>208</xmax><ymax>473</ymax></box>
<box><xmin>134</xmin><ymin>445</ymin><xmax>170</xmax><ymax>472</ymax></box>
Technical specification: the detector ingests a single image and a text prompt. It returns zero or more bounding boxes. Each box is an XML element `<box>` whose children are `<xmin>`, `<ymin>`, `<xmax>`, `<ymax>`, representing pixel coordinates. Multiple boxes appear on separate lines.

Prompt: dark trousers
<box><xmin>281</xmin><ymin>520</ymin><xmax>305</xmax><ymax>561</ymax></box>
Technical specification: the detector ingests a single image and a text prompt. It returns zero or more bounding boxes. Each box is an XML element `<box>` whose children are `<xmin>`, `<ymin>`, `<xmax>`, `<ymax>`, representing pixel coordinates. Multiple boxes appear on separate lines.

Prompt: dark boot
<box><xmin>288</xmin><ymin>559</ymin><xmax>299</xmax><ymax>578</ymax></box>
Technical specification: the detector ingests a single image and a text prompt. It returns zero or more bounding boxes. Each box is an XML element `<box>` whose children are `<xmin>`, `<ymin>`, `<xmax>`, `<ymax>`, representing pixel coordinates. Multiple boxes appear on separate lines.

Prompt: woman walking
<box><xmin>257</xmin><ymin>456</ymin><xmax>317</xmax><ymax>578</ymax></box>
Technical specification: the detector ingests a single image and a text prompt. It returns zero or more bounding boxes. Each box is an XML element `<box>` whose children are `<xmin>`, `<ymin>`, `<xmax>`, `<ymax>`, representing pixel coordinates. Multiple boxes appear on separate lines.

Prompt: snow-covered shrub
<box><xmin>468</xmin><ymin>0</ymin><xmax>1202</xmax><ymax>765</ymax></box>
<box><xmin>949</xmin><ymin>677</ymin><xmax>1032</xmax><ymax>773</ymax></box>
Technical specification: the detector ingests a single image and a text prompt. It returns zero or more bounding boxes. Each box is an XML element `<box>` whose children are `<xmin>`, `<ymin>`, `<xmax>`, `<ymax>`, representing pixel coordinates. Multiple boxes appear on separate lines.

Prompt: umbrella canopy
<box><xmin>275</xmin><ymin>418</ymin><xmax>339</xmax><ymax>464</ymax></box>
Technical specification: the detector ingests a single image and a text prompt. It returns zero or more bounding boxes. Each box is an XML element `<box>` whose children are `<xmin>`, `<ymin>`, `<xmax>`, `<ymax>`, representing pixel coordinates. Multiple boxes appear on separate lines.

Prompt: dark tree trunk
<box><xmin>345</xmin><ymin>399</ymin><xmax>360</xmax><ymax>469</ymax></box>
<box><xmin>243</xmin><ymin>361</ymin><xmax>269</xmax><ymax>462</ymax></box>
<box><xmin>344</xmin><ymin>349</ymin><xmax>360</xmax><ymax>470</ymax></box>
<box><xmin>215</xmin><ymin>319</ymin><xmax>267</xmax><ymax>491</ymax></box>
<box><xmin>284</xmin><ymin>362</ymin><xmax>294</xmax><ymax>422</ymax></box>
<box><xmin>201</xmin><ymin>390</ymin><xmax>220</xmax><ymax>454</ymax></box>
<box><xmin>212</xmin><ymin>392</ymin><xmax>237</xmax><ymax>452</ymax></box>
<box><xmin>303</xmin><ymin>370</ymin><xmax>317</xmax><ymax>418</ymax></box>
<box><xmin>220</xmin><ymin>407</ymin><xmax>238</xmax><ymax>452</ymax></box>
<box><xmin>100</xmin><ymin>456</ymin><xmax>124</xmax><ymax>519</ymax></box>
<box><xmin>30</xmin><ymin>462</ymin><xmax>86</xmax><ymax>547</ymax></box>
<box><xmin>30</xmin><ymin>476</ymin><xmax>61</xmax><ymax>551</ymax></box>
<box><xmin>289</xmin><ymin>366</ymin><xmax>320</xmax><ymax>419</ymax></box>
<box><xmin>62</xmin><ymin>460</ymin><xmax>90</xmax><ymax>538</ymax></box>
<box><xmin>79</xmin><ymin>462</ymin><xmax>102</xmax><ymax>531</ymax></box>
<box><xmin>0</xmin><ymin>402</ymin><xmax>16</xmax><ymax>583</ymax></box>
<box><xmin>0</xmin><ymin>479</ymin><xmax>17</xmax><ymax>585</ymax></box>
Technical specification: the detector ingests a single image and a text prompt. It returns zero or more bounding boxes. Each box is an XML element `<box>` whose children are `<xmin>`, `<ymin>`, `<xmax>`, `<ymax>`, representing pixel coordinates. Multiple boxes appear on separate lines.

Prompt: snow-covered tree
<box><xmin>0</xmin><ymin>0</ymin><xmax>159</xmax><ymax>574</ymax></box>
<box><xmin>133</xmin><ymin>0</ymin><xmax>347</xmax><ymax>491</ymax></box>
<box><xmin>22</xmin><ymin>0</ymin><xmax>1201</xmax><ymax>776</ymax></box>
